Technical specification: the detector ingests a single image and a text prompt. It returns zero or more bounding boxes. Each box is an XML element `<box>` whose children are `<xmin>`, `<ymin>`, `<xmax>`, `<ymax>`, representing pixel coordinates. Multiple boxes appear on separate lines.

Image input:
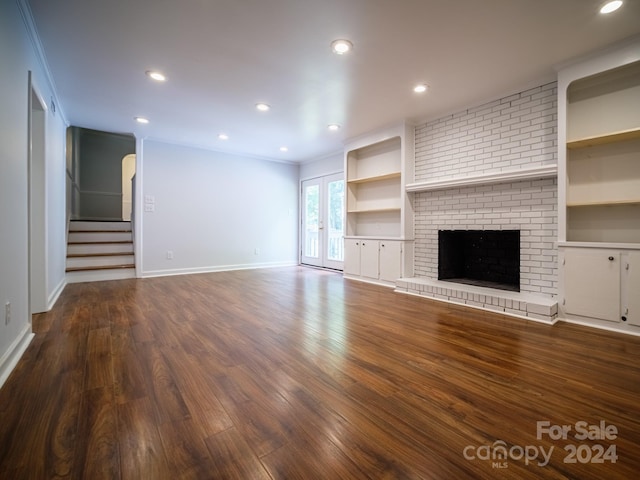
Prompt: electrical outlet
<box><xmin>144</xmin><ymin>203</ymin><xmax>155</xmax><ymax>212</ymax></box>
<box><xmin>166</xmin><ymin>250</ymin><xmax>174</xmax><ymax>260</ymax></box>
<box><xmin>254</xmin><ymin>248</ymin><xmax>260</xmax><ymax>255</ymax></box>
<box><xmin>5</xmin><ymin>302</ymin><xmax>10</xmax><ymax>326</ymax></box>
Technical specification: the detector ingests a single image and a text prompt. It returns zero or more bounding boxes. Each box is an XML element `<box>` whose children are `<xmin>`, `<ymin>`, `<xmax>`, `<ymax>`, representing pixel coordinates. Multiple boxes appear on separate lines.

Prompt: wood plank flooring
<box><xmin>1</xmin><ymin>266</ymin><xmax>639</xmax><ymax>479</ymax></box>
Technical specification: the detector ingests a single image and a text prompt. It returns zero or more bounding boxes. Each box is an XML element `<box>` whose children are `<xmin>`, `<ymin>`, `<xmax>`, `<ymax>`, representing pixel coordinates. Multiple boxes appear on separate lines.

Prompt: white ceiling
<box><xmin>27</xmin><ymin>0</ymin><xmax>640</xmax><ymax>163</ymax></box>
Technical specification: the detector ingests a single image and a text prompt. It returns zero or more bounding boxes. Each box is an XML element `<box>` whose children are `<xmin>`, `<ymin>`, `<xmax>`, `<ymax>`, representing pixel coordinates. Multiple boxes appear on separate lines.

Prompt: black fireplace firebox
<box><xmin>438</xmin><ymin>230</ymin><xmax>520</xmax><ymax>292</ymax></box>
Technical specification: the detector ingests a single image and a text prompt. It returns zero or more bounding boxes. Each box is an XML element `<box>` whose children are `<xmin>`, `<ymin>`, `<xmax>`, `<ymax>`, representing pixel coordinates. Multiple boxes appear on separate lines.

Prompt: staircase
<box><xmin>66</xmin><ymin>220</ymin><xmax>136</xmax><ymax>283</ymax></box>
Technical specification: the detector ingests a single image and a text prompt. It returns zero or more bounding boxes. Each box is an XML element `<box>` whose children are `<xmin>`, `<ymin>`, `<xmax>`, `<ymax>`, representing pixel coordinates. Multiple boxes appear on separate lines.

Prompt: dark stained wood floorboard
<box><xmin>1</xmin><ymin>266</ymin><xmax>639</xmax><ymax>479</ymax></box>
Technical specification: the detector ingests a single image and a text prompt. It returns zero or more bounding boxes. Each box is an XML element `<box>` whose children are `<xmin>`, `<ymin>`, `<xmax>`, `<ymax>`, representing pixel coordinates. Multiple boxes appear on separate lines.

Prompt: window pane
<box><xmin>304</xmin><ymin>184</ymin><xmax>319</xmax><ymax>258</ymax></box>
<box><xmin>327</xmin><ymin>180</ymin><xmax>344</xmax><ymax>262</ymax></box>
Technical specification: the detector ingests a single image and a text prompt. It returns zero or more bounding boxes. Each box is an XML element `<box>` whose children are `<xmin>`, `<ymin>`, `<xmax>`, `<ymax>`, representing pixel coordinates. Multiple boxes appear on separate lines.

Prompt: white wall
<box><xmin>140</xmin><ymin>140</ymin><xmax>299</xmax><ymax>276</ymax></box>
<box><xmin>299</xmin><ymin>152</ymin><xmax>343</xmax><ymax>180</ymax></box>
<box><xmin>0</xmin><ymin>0</ymin><xmax>67</xmax><ymax>385</ymax></box>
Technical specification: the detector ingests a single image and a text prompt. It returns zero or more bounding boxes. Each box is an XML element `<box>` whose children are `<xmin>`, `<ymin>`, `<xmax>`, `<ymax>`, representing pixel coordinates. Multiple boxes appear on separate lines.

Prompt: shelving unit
<box><xmin>343</xmin><ymin>122</ymin><xmax>414</xmax><ymax>286</ymax></box>
<box><xmin>346</xmin><ymin>136</ymin><xmax>402</xmax><ymax>237</ymax></box>
<box><xmin>564</xmin><ymin>61</ymin><xmax>640</xmax><ymax>244</ymax></box>
<box><xmin>347</xmin><ymin>172</ymin><xmax>401</xmax><ymax>184</ymax></box>
<box><xmin>566</xmin><ymin>127</ymin><xmax>640</xmax><ymax>149</ymax></box>
<box><xmin>557</xmin><ymin>39</ymin><xmax>640</xmax><ymax>334</ymax></box>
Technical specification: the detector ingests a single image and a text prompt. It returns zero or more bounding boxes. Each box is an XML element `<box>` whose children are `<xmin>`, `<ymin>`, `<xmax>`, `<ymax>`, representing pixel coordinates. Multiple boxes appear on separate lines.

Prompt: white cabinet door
<box><xmin>627</xmin><ymin>251</ymin><xmax>640</xmax><ymax>327</ymax></box>
<box><xmin>360</xmin><ymin>240</ymin><xmax>379</xmax><ymax>280</ymax></box>
<box><xmin>564</xmin><ymin>249</ymin><xmax>621</xmax><ymax>322</ymax></box>
<box><xmin>379</xmin><ymin>241</ymin><xmax>401</xmax><ymax>282</ymax></box>
<box><xmin>343</xmin><ymin>239</ymin><xmax>361</xmax><ymax>276</ymax></box>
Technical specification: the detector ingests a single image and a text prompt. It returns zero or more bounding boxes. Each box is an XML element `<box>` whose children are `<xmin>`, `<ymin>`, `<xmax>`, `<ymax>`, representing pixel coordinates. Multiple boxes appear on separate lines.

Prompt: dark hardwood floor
<box><xmin>1</xmin><ymin>266</ymin><xmax>639</xmax><ymax>479</ymax></box>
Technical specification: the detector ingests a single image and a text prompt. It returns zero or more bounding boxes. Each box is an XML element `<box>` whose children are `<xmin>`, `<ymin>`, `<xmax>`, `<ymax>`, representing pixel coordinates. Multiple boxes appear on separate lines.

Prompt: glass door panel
<box><xmin>301</xmin><ymin>180</ymin><xmax>321</xmax><ymax>266</ymax></box>
<box><xmin>301</xmin><ymin>173</ymin><xmax>344</xmax><ymax>270</ymax></box>
<box><xmin>325</xmin><ymin>177</ymin><xmax>344</xmax><ymax>269</ymax></box>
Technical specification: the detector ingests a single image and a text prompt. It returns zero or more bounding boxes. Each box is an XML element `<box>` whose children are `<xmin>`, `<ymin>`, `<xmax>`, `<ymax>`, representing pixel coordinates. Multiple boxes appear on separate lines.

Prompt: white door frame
<box><xmin>300</xmin><ymin>173</ymin><xmax>344</xmax><ymax>270</ymax></box>
<box><xmin>121</xmin><ymin>154</ymin><xmax>136</xmax><ymax>220</ymax></box>
<box><xmin>28</xmin><ymin>72</ymin><xmax>48</xmax><ymax>315</ymax></box>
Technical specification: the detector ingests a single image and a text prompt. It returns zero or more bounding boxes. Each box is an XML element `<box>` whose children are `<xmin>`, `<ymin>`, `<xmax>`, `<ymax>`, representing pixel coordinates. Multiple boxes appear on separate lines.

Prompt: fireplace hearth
<box><xmin>438</xmin><ymin>230</ymin><xmax>520</xmax><ymax>292</ymax></box>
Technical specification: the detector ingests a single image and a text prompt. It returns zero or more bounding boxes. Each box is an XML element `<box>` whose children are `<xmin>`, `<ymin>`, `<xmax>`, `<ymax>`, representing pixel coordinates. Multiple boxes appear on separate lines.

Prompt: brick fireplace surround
<box><xmin>397</xmin><ymin>82</ymin><xmax>559</xmax><ymax>323</ymax></box>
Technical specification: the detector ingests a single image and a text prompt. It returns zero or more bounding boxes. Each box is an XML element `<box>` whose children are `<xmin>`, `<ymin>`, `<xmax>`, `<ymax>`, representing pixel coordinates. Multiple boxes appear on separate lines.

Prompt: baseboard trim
<box><xmin>141</xmin><ymin>261</ymin><xmax>298</xmax><ymax>278</ymax></box>
<box><xmin>0</xmin><ymin>324</ymin><xmax>34</xmax><ymax>389</ymax></box>
<box><xmin>558</xmin><ymin>317</ymin><xmax>640</xmax><ymax>337</ymax></box>
<box><xmin>47</xmin><ymin>277</ymin><xmax>66</xmax><ymax>310</ymax></box>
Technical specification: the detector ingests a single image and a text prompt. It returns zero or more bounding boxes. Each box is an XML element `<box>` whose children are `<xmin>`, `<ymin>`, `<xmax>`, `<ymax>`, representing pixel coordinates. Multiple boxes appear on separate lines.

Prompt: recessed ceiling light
<box><xmin>414</xmin><ymin>84</ymin><xmax>428</xmax><ymax>93</ymax></box>
<box><xmin>256</xmin><ymin>103</ymin><xmax>270</xmax><ymax>112</ymax></box>
<box><xmin>600</xmin><ymin>1</ymin><xmax>622</xmax><ymax>13</ymax></box>
<box><xmin>146</xmin><ymin>70</ymin><xmax>166</xmax><ymax>82</ymax></box>
<box><xmin>280</xmin><ymin>146</ymin><xmax>289</xmax><ymax>152</ymax></box>
<box><xmin>218</xmin><ymin>133</ymin><xmax>229</xmax><ymax>140</ymax></box>
<box><xmin>328</xmin><ymin>124</ymin><xmax>341</xmax><ymax>131</ymax></box>
<box><xmin>135</xmin><ymin>116</ymin><xmax>149</xmax><ymax>124</ymax></box>
<box><xmin>331</xmin><ymin>39</ymin><xmax>353</xmax><ymax>55</ymax></box>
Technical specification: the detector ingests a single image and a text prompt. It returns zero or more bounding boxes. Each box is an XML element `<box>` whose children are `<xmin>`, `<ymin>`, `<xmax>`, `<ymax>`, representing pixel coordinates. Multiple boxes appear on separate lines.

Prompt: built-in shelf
<box><xmin>347</xmin><ymin>207</ymin><xmax>401</xmax><ymax>214</ymax></box>
<box><xmin>347</xmin><ymin>172</ymin><xmax>401</xmax><ymax>184</ymax></box>
<box><xmin>567</xmin><ymin>199</ymin><xmax>640</xmax><ymax>207</ymax></box>
<box><xmin>405</xmin><ymin>164</ymin><xmax>557</xmax><ymax>193</ymax></box>
<box><xmin>557</xmin><ymin>40</ymin><xmax>640</xmax><ymax>333</ymax></box>
<box><xmin>344</xmin><ymin>122</ymin><xmax>414</xmax><ymax>281</ymax></box>
<box><xmin>567</xmin><ymin>127</ymin><xmax>640</xmax><ymax>149</ymax></box>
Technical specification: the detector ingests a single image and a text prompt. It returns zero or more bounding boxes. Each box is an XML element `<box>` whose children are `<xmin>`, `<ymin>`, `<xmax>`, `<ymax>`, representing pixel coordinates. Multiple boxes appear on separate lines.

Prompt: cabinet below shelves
<box><xmin>344</xmin><ymin>238</ymin><xmax>404</xmax><ymax>285</ymax></box>
<box><xmin>561</xmin><ymin>247</ymin><xmax>640</xmax><ymax>328</ymax></box>
<box><xmin>563</xmin><ymin>249</ymin><xmax>621</xmax><ymax>322</ymax></box>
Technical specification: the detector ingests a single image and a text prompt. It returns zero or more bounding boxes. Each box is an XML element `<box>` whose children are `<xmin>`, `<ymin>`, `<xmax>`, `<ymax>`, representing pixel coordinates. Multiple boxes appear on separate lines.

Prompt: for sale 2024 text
<box><xmin>537</xmin><ymin>420</ymin><xmax>618</xmax><ymax>464</ymax></box>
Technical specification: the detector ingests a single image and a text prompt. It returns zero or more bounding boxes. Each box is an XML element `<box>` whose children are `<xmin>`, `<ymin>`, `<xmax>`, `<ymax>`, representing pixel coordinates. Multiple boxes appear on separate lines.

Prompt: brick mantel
<box><xmin>410</xmin><ymin>82</ymin><xmax>559</xmax><ymax>298</ymax></box>
<box><xmin>406</xmin><ymin>164</ymin><xmax>557</xmax><ymax>193</ymax></box>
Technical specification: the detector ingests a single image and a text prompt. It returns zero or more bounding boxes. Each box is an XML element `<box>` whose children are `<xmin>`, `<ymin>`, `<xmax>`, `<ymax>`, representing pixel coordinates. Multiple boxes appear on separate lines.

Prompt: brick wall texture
<box><xmin>413</xmin><ymin>82</ymin><xmax>558</xmax><ymax>296</ymax></box>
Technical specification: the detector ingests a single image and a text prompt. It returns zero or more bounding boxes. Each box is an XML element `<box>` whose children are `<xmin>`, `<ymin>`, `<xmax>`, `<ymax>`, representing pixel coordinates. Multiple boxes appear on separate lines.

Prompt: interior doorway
<box><xmin>121</xmin><ymin>154</ymin><xmax>136</xmax><ymax>220</ymax></box>
<box><xmin>66</xmin><ymin>127</ymin><xmax>135</xmax><ymax>220</ymax></box>
<box><xmin>301</xmin><ymin>173</ymin><xmax>344</xmax><ymax>270</ymax></box>
<box><xmin>28</xmin><ymin>73</ymin><xmax>47</xmax><ymax>314</ymax></box>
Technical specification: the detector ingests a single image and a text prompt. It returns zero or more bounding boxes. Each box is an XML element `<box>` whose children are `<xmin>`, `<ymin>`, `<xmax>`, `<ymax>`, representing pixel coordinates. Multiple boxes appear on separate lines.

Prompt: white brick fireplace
<box><xmin>397</xmin><ymin>82</ymin><xmax>560</xmax><ymax>323</ymax></box>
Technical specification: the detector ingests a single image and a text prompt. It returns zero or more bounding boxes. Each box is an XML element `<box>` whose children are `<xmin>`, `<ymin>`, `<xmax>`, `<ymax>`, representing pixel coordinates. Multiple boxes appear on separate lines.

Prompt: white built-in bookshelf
<box><xmin>343</xmin><ymin>123</ymin><xmax>414</xmax><ymax>285</ymax></box>
<box><xmin>565</xmin><ymin>61</ymin><xmax>640</xmax><ymax>244</ymax></box>
<box><xmin>557</xmin><ymin>40</ymin><xmax>640</xmax><ymax>334</ymax></box>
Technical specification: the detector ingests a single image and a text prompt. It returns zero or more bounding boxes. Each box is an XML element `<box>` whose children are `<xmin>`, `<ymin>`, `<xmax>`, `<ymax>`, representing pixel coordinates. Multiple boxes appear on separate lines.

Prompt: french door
<box><xmin>301</xmin><ymin>173</ymin><xmax>344</xmax><ymax>270</ymax></box>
